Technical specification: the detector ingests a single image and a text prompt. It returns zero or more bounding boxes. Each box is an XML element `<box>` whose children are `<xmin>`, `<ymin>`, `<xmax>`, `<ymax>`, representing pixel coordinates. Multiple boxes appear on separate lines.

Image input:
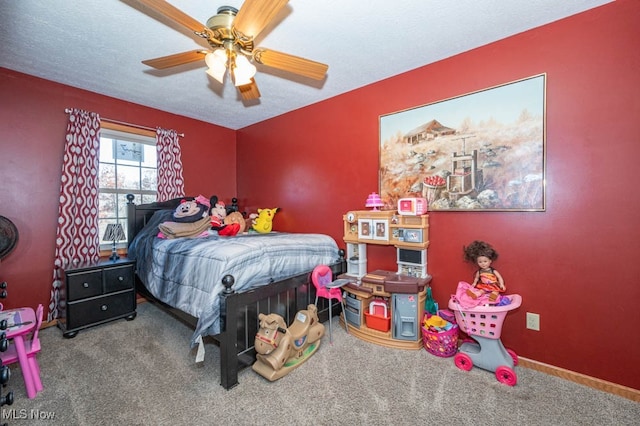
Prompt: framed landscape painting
<box><xmin>379</xmin><ymin>74</ymin><xmax>546</xmax><ymax>211</ymax></box>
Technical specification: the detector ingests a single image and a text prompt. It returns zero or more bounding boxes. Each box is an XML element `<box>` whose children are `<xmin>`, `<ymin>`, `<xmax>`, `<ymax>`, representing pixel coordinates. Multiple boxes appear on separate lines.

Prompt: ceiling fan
<box><xmin>136</xmin><ymin>0</ymin><xmax>328</xmax><ymax>100</ymax></box>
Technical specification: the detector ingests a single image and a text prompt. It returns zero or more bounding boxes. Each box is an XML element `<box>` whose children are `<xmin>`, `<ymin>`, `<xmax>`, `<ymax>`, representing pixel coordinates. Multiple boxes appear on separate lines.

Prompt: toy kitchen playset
<box><xmin>339</xmin><ymin>196</ymin><xmax>432</xmax><ymax>349</ymax></box>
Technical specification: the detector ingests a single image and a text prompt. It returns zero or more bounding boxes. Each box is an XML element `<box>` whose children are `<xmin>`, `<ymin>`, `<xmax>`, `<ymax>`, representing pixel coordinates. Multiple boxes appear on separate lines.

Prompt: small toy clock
<box><xmin>344</xmin><ymin>211</ymin><xmax>359</xmax><ymax>240</ymax></box>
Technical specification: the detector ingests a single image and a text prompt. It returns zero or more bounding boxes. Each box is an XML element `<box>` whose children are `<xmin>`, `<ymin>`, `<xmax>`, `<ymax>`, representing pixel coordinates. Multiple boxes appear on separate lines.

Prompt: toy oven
<box><xmin>397</xmin><ymin>248</ymin><xmax>426</xmax><ymax>266</ymax></box>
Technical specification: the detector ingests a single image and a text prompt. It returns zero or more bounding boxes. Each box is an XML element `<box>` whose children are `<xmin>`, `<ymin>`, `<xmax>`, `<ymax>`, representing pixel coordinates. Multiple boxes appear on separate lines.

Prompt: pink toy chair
<box><xmin>311</xmin><ymin>265</ymin><xmax>349</xmax><ymax>344</ymax></box>
<box><xmin>1</xmin><ymin>304</ymin><xmax>44</xmax><ymax>398</ymax></box>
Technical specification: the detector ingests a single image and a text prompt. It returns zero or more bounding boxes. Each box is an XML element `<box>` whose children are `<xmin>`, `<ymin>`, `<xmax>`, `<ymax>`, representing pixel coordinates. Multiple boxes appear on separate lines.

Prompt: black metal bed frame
<box><xmin>126</xmin><ymin>195</ymin><xmax>345</xmax><ymax>389</ymax></box>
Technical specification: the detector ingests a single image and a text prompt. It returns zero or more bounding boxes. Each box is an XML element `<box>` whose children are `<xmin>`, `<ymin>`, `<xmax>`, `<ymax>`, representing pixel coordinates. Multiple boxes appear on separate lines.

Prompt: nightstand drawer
<box><xmin>67</xmin><ymin>270</ymin><xmax>102</xmax><ymax>301</ymax></box>
<box><xmin>66</xmin><ymin>291</ymin><xmax>135</xmax><ymax>329</ymax></box>
<box><xmin>103</xmin><ymin>264</ymin><xmax>134</xmax><ymax>293</ymax></box>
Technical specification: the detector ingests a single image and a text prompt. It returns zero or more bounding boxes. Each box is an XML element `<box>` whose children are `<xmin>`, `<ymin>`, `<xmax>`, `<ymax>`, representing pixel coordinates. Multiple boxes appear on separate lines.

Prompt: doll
<box><xmin>463</xmin><ymin>240</ymin><xmax>505</xmax><ymax>301</ymax></box>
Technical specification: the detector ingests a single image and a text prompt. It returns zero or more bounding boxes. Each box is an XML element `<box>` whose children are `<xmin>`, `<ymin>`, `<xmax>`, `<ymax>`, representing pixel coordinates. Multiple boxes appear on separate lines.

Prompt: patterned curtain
<box><xmin>49</xmin><ymin>109</ymin><xmax>101</xmax><ymax>321</ymax></box>
<box><xmin>156</xmin><ymin>127</ymin><xmax>185</xmax><ymax>201</ymax></box>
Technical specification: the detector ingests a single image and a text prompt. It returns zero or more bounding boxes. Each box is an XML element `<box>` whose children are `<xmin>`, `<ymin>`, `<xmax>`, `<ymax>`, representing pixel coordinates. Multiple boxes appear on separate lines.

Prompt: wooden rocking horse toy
<box><xmin>252</xmin><ymin>304</ymin><xmax>325</xmax><ymax>381</ymax></box>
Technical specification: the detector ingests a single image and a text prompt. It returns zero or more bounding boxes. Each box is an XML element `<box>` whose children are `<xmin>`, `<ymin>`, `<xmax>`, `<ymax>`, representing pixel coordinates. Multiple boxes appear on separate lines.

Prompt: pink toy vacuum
<box><xmin>448</xmin><ymin>294</ymin><xmax>522</xmax><ymax>386</ymax></box>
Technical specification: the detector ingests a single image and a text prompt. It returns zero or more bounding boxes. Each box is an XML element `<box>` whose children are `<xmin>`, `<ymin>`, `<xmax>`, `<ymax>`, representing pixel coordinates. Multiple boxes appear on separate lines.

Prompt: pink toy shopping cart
<box><xmin>448</xmin><ymin>294</ymin><xmax>522</xmax><ymax>386</ymax></box>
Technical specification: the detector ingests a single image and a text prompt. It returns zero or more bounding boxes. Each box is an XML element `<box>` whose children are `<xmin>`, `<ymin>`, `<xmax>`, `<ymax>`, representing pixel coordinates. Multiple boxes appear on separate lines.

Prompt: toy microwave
<box><xmin>397</xmin><ymin>198</ymin><xmax>428</xmax><ymax>215</ymax></box>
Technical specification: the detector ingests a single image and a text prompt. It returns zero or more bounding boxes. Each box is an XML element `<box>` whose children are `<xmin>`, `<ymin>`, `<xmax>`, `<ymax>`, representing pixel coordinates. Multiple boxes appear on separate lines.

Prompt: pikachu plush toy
<box><xmin>251</xmin><ymin>208</ymin><xmax>279</xmax><ymax>233</ymax></box>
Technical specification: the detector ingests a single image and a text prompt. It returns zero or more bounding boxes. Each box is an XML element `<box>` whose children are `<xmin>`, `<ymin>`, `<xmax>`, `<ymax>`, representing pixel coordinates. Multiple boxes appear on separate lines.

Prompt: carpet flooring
<box><xmin>3</xmin><ymin>302</ymin><xmax>638</xmax><ymax>425</ymax></box>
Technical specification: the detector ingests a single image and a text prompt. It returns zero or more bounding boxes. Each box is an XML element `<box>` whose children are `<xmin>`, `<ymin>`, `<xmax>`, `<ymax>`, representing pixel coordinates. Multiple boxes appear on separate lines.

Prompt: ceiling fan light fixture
<box><xmin>205</xmin><ymin>50</ymin><xmax>227</xmax><ymax>83</ymax></box>
<box><xmin>232</xmin><ymin>54</ymin><xmax>257</xmax><ymax>87</ymax></box>
<box><xmin>138</xmin><ymin>0</ymin><xmax>328</xmax><ymax>101</ymax></box>
<box><xmin>206</xmin><ymin>66</ymin><xmax>226</xmax><ymax>84</ymax></box>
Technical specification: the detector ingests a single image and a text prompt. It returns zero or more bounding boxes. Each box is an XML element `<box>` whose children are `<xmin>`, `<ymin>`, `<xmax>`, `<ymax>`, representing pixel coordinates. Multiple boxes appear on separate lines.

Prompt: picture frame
<box><xmin>379</xmin><ymin>74</ymin><xmax>546</xmax><ymax>211</ymax></box>
<box><xmin>373</xmin><ymin>219</ymin><xmax>389</xmax><ymax>241</ymax></box>
<box><xmin>358</xmin><ymin>219</ymin><xmax>373</xmax><ymax>240</ymax></box>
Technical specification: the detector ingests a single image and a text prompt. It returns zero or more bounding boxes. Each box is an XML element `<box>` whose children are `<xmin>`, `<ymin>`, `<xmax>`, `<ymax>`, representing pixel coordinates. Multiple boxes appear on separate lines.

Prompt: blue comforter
<box><xmin>128</xmin><ymin>209</ymin><xmax>340</xmax><ymax>345</ymax></box>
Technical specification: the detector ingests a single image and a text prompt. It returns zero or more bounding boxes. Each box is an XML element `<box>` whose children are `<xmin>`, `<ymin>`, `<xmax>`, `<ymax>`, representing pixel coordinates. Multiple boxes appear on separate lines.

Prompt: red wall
<box><xmin>237</xmin><ymin>0</ymin><xmax>640</xmax><ymax>390</ymax></box>
<box><xmin>1</xmin><ymin>0</ymin><xmax>638</xmax><ymax>391</ymax></box>
<box><xmin>0</xmin><ymin>70</ymin><xmax>236</xmax><ymax>311</ymax></box>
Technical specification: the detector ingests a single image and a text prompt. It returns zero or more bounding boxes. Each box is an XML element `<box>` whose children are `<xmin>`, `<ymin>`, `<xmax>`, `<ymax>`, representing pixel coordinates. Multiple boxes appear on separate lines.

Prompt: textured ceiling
<box><xmin>0</xmin><ymin>0</ymin><xmax>611</xmax><ymax>130</ymax></box>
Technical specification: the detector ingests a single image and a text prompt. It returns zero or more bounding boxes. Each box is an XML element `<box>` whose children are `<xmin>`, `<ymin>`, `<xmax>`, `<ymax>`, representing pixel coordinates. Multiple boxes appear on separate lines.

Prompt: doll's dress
<box><xmin>476</xmin><ymin>268</ymin><xmax>503</xmax><ymax>292</ymax></box>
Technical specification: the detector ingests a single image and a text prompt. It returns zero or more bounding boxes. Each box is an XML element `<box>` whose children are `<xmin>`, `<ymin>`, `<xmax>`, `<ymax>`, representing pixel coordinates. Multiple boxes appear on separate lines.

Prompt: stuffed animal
<box><xmin>209</xmin><ymin>195</ymin><xmax>240</xmax><ymax>236</ymax></box>
<box><xmin>247</xmin><ymin>213</ymin><xmax>258</xmax><ymax>231</ymax></box>
<box><xmin>251</xmin><ymin>208</ymin><xmax>279</xmax><ymax>233</ymax></box>
<box><xmin>172</xmin><ymin>195</ymin><xmax>210</xmax><ymax>223</ymax></box>
<box><xmin>158</xmin><ymin>195</ymin><xmax>211</xmax><ymax>239</ymax></box>
<box><xmin>224</xmin><ymin>211</ymin><xmax>246</xmax><ymax>234</ymax></box>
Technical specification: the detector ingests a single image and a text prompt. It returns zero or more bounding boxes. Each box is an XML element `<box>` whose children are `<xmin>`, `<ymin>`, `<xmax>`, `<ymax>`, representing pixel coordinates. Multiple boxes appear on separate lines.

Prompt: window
<box><xmin>98</xmin><ymin>127</ymin><xmax>157</xmax><ymax>246</ymax></box>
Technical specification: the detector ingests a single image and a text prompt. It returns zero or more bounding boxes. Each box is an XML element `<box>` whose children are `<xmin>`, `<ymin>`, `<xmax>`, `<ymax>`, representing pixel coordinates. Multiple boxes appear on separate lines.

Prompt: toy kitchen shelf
<box><xmin>342</xmin><ymin>210</ymin><xmax>429</xmax><ymax>279</ymax></box>
<box><xmin>338</xmin><ymin>270</ymin><xmax>431</xmax><ymax>350</ymax></box>
<box><xmin>340</xmin><ymin>210</ymin><xmax>431</xmax><ymax>349</ymax></box>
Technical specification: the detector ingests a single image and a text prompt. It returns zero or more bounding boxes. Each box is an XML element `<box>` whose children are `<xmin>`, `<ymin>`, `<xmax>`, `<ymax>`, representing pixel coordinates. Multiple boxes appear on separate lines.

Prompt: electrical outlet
<box><xmin>526</xmin><ymin>312</ymin><xmax>540</xmax><ymax>331</ymax></box>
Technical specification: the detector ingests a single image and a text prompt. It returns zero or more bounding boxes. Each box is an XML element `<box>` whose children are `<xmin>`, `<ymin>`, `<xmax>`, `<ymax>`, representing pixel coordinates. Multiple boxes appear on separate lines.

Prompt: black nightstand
<box><xmin>58</xmin><ymin>258</ymin><xmax>137</xmax><ymax>338</ymax></box>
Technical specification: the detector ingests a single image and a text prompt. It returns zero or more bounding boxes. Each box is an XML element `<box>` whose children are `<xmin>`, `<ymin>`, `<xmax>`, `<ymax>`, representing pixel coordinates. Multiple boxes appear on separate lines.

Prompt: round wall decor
<box><xmin>0</xmin><ymin>216</ymin><xmax>19</xmax><ymax>260</ymax></box>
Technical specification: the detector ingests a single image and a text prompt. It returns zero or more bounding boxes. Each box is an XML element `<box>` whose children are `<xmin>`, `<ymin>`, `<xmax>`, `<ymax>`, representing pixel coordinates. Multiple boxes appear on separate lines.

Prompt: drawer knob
<box><xmin>0</xmin><ymin>365</ymin><xmax>9</xmax><ymax>384</ymax></box>
<box><xmin>118</xmin><ymin>276</ymin><xmax>124</xmax><ymax>281</ymax></box>
<box><xmin>83</xmin><ymin>282</ymin><xmax>89</xmax><ymax>288</ymax></box>
<box><xmin>101</xmin><ymin>305</ymin><xmax>108</xmax><ymax>311</ymax></box>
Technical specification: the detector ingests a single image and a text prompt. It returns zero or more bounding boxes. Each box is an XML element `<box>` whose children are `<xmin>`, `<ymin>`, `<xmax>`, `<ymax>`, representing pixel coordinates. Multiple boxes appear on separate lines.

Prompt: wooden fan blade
<box><xmin>142</xmin><ymin>50</ymin><xmax>208</xmax><ymax>69</ymax></box>
<box><xmin>137</xmin><ymin>0</ymin><xmax>209</xmax><ymax>34</ymax></box>
<box><xmin>237</xmin><ymin>78</ymin><xmax>261</xmax><ymax>100</ymax></box>
<box><xmin>233</xmin><ymin>0</ymin><xmax>289</xmax><ymax>39</ymax></box>
<box><xmin>253</xmin><ymin>48</ymin><xmax>328</xmax><ymax>80</ymax></box>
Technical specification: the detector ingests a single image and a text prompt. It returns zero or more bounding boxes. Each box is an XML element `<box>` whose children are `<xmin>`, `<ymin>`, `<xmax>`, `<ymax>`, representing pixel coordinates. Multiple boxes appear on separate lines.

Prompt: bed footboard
<box><xmin>217</xmin><ymin>258</ymin><xmax>345</xmax><ymax>390</ymax></box>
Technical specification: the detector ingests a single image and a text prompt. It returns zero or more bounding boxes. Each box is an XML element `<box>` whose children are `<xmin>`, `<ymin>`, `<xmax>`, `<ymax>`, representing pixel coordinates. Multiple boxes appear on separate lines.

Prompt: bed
<box><xmin>125</xmin><ymin>195</ymin><xmax>346</xmax><ymax>389</ymax></box>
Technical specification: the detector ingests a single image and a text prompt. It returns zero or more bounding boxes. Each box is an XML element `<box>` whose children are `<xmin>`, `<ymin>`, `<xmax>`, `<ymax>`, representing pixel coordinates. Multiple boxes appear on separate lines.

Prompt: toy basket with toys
<box><xmin>421</xmin><ymin>313</ymin><xmax>459</xmax><ymax>358</ymax></box>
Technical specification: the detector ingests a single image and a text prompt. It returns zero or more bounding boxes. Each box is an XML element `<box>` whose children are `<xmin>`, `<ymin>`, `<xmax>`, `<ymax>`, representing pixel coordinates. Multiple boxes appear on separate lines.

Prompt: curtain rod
<box><xmin>64</xmin><ymin>108</ymin><xmax>185</xmax><ymax>137</ymax></box>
